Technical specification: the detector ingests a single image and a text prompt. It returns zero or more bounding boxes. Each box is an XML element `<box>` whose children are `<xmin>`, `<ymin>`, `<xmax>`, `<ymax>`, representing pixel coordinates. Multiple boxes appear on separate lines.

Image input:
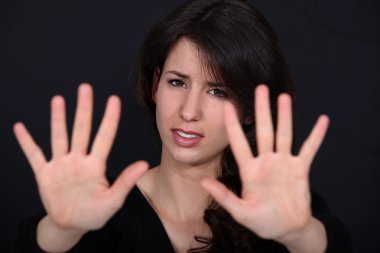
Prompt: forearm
<box><xmin>37</xmin><ymin>216</ymin><xmax>86</xmax><ymax>253</ymax></box>
<box><xmin>278</xmin><ymin>218</ymin><xmax>327</xmax><ymax>253</ymax></box>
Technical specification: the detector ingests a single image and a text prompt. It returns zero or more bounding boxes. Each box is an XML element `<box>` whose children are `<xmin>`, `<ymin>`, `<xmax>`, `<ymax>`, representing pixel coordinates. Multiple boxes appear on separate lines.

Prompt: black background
<box><xmin>0</xmin><ymin>0</ymin><xmax>379</xmax><ymax>252</ymax></box>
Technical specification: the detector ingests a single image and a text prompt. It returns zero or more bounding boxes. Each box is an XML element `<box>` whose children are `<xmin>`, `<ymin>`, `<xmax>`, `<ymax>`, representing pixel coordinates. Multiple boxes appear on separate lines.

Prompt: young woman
<box><xmin>14</xmin><ymin>0</ymin><xmax>351</xmax><ymax>252</ymax></box>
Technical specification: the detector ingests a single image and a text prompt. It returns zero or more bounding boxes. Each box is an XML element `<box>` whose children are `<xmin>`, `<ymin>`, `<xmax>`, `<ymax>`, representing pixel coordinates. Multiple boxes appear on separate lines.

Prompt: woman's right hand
<box><xmin>13</xmin><ymin>83</ymin><xmax>148</xmax><ymax>233</ymax></box>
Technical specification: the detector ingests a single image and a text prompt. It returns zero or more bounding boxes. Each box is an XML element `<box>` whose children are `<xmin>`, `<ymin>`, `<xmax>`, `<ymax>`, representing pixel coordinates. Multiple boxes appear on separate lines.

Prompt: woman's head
<box><xmin>134</xmin><ymin>1</ymin><xmax>293</xmax><ymax>251</ymax></box>
<box><xmin>135</xmin><ymin>0</ymin><xmax>293</xmax><ymax>136</ymax></box>
<box><xmin>153</xmin><ymin>37</ymin><xmax>232</xmax><ymax>168</ymax></box>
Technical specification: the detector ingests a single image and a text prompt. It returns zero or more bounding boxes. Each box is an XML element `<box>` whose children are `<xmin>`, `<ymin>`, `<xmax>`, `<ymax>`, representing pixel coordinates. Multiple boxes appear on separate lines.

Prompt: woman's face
<box><xmin>154</xmin><ymin>38</ymin><xmax>231</xmax><ymax>168</ymax></box>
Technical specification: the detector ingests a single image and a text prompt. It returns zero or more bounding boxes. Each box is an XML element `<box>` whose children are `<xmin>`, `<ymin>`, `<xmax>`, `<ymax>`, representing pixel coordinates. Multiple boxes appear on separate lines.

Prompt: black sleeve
<box><xmin>310</xmin><ymin>190</ymin><xmax>353</xmax><ymax>253</ymax></box>
<box><xmin>13</xmin><ymin>202</ymin><xmax>133</xmax><ymax>253</ymax></box>
<box><xmin>13</xmin><ymin>176</ymin><xmax>132</xmax><ymax>253</ymax></box>
<box><xmin>13</xmin><ymin>211</ymin><xmax>48</xmax><ymax>253</ymax></box>
<box><xmin>12</xmin><ymin>185</ymin><xmax>172</xmax><ymax>253</ymax></box>
<box><xmin>271</xmin><ymin>190</ymin><xmax>353</xmax><ymax>253</ymax></box>
<box><xmin>14</xmin><ymin>208</ymin><xmax>129</xmax><ymax>253</ymax></box>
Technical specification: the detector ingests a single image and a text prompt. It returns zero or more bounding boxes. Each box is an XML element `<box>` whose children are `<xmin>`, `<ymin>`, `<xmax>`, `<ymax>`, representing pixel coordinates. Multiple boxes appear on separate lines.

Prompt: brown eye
<box><xmin>169</xmin><ymin>79</ymin><xmax>185</xmax><ymax>87</ymax></box>
<box><xmin>209</xmin><ymin>88</ymin><xmax>227</xmax><ymax>98</ymax></box>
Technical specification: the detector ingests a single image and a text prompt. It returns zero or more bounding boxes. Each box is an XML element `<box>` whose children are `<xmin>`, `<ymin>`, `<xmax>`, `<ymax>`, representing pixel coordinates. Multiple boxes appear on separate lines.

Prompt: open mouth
<box><xmin>171</xmin><ymin>128</ymin><xmax>203</xmax><ymax>148</ymax></box>
<box><xmin>175</xmin><ymin>130</ymin><xmax>200</xmax><ymax>139</ymax></box>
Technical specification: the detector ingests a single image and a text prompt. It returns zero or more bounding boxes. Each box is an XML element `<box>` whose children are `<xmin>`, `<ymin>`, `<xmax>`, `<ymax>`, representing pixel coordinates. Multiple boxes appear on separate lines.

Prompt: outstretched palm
<box><xmin>202</xmin><ymin>85</ymin><xmax>329</xmax><ymax>241</ymax></box>
<box><xmin>13</xmin><ymin>84</ymin><xmax>148</xmax><ymax>232</ymax></box>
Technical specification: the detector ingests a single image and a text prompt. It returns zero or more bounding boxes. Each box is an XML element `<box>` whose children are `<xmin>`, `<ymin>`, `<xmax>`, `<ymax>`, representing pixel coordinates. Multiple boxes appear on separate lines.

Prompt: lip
<box><xmin>171</xmin><ymin>128</ymin><xmax>204</xmax><ymax>148</ymax></box>
<box><xmin>171</xmin><ymin>128</ymin><xmax>204</xmax><ymax>137</ymax></box>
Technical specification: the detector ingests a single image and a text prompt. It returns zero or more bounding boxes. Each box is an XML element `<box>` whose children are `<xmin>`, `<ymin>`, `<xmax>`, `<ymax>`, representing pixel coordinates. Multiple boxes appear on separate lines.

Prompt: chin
<box><xmin>170</xmin><ymin>150</ymin><xmax>203</xmax><ymax>165</ymax></box>
<box><xmin>167</xmin><ymin>147</ymin><xmax>222</xmax><ymax>168</ymax></box>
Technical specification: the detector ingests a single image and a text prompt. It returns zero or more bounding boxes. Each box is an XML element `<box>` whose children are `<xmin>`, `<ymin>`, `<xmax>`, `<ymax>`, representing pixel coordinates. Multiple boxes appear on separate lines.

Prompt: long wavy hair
<box><xmin>134</xmin><ymin>0</ymin><xmax>294</xmax><ymax>252</ymax></box>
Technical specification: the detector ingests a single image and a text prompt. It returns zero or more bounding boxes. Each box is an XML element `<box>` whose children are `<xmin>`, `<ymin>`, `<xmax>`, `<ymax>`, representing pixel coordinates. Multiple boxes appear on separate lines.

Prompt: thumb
<box><xmin>107</xmin><ymin>161</ymin><xmax>149</xmax><ymax>208</ymax></box>
<box><xmin>201</xmin><ymin>178</ymin><xmax>243</xmax><ymax>221</ymax></box>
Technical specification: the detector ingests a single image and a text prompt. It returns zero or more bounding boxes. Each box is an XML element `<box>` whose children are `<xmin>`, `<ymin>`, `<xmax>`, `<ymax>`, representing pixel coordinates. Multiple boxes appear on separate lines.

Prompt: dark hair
<box><xmin>134</xmin><ymin>0</ymin><xmax>293</xmax><ymax>252</ymax></box>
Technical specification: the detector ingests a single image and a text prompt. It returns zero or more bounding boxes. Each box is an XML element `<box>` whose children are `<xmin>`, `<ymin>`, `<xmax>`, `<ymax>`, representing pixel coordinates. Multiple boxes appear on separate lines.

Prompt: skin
<box><xmin>137</xmin><ymin>38</ymin><xmax>231</xmax><ymax>251</ymax></box>
<box><xmin>13</xmin><ymin>88</ymin><xmax>149</xmax><ymax>252</ymax></box>
<box><xmin>154</xmin><ymin>39</ymin><xmax>230</xmax><ymax>168</ymax></box>
<box><xmin>13</xmin><ymin>38</ymin><xmax>328</xmax><ymax>253</ymax></box>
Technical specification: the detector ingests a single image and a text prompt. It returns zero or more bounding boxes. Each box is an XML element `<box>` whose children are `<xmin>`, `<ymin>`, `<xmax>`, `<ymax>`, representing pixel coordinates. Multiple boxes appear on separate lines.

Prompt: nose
<box><xmin>180</xmin><ymin>91</ymin><xmax>202</xmax><ymax>121</ymax></box>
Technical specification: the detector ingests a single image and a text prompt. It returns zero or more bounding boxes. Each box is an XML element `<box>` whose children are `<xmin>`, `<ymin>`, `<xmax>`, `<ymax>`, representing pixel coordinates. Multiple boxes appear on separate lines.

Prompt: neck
<box><xmin>151</xmin><ymin>148</ymin><xmax>221</xmax><ymax>221</ymax></box>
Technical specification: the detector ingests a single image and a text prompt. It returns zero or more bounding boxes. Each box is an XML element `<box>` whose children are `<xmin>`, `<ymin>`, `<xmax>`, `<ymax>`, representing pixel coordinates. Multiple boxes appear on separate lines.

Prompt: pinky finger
<box><xmin>298</xmin><ymin>115</ymin><xmax>330</xmax><ymax>166</ymax></box>
<box><xmin>201</xmin><ymin>178</ymin><xmax>243</xmax><ymax>221</ymax></box>
<box><xmin>13</xmin><ymin>122</ymin><xmax>47</xmax><ymax>173</ymax></box>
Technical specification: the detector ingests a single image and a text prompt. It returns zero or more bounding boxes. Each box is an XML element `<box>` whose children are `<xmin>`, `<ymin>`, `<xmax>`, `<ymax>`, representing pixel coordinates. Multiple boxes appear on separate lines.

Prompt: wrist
<box><xmin>37</xmin><ymin>215</ymin><xmax>87</xmax><ymax>252</ymax></box>
<box><xmin>42</xmin><ymin>215</ymin><xmax>87</xmax><ymax>235</ymax></box>
<box><xmin>276</xmin><ymin>218</ymin><xmax>327</xmax><ymax>253</ymax></box>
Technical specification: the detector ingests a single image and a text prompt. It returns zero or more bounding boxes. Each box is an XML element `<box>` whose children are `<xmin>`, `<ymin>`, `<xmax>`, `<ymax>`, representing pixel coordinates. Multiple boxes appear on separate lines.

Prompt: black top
<box><xmin>14</xmin><ymin>186</ymin><xmax>352</xmax><ymax>253</ymax></box>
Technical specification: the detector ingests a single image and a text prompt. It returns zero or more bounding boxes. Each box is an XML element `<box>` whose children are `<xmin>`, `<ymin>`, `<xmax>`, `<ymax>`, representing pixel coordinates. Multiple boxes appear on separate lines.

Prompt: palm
<box><xmin>238</xmin><ymin>155</ymin><xmax>310</xmax><ymax>239</ymax></box>
<box><xmin>14</xmin><ymin>84</ymin><xmax>148</xmax><ymax>231</ymax></box>
<box><xmin>202</xmin><ymin>85</ymin><xmax>329</xmax><ymax>241</ymax></box>
<box><xmin>37</xmin><ymin>155</ymin><xmax>110</xmax><ymax>230</ymax></box>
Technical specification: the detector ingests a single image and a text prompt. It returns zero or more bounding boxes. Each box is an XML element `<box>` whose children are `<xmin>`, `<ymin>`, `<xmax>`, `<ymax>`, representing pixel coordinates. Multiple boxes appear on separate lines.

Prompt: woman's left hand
<box><xmin>201</xmin><ymin>84</ymin><xmax>329</xmax><ymax>244</ymax></box>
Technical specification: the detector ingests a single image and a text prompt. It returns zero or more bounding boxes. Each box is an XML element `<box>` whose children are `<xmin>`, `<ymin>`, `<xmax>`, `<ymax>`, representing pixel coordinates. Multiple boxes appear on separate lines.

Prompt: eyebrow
<box><xmin>165</xmin><ymin>70</ymin><xmax>226</xmax><ymax>87</ymax></box>
<box><xmin>166</xmin><ymin>70</ymin><xmax>189</xmax><ymax>79</ymax></box>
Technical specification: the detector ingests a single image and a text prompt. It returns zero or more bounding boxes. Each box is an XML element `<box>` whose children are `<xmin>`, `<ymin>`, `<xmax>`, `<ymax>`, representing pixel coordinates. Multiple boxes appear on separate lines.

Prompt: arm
<box><xmin>36</xmin><ymin>216</ymin><xmax>86</xmax><ymax>252</ymax></box>
<box><xmin>277</xmin><ymin>218</ymin><xmax>327</xmax><ymax>253</ymax></box>
<box><xmin>13</xmin><ymin>84</ymin><xmax>148</xmax><ymax>252</ymax></box>
<box><xmin>202</xmin><ymin>85</ymin><xmax>334</xmax><ymax>252</ymax></box>
<box><xmin>277</xmin><ymin>190</ymin><xmax>352</xmax><ymax>253</ymax></box>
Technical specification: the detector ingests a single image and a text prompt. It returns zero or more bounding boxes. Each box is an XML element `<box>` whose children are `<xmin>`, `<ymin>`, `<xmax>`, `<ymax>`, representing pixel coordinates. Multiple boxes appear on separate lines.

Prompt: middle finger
<box><xmin>255</xmin><ymin>85</ymin><xmax>274</xmax><ymax>155</ymax></box>
<box><xmin>71</xmin><ymin>83</ymin><xmax>93</xmax><ymax>154</ymax></box>
<box><xmin>275</xmin><ymin>93</ymin><xmax>293</xmax><ymax>153</ymax></box>
<box><xmin>51</xmin><ymin>95</ymin><xmax>69</xmax><ymax>158</ymax></box>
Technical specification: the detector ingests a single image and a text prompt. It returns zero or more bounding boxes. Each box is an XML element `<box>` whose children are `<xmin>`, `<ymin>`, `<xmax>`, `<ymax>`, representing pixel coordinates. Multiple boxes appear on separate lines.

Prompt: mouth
<box><xmin>171</xmin><ymin>128</ymin><xmax>203</xmax><ymax>148</ymax></box>
<box><xmin>172</xmin><ymin>128</ymin><xmax>203</xmax><ymax>138</ymax></box>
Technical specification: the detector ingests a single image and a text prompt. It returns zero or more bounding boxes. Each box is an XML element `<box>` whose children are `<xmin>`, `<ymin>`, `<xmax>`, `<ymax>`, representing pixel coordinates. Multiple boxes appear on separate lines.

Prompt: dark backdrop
<box><xmin>0</xmin><ymin>0</ymin><xmax>379</xmax><ymax>252</ymax></box>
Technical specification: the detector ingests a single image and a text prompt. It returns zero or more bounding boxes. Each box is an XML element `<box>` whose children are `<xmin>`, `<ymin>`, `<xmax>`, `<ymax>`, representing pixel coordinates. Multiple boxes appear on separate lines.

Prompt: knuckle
<box><xmin>97</xmin><ymin>130</ymin><xmax>113</xmax><ymax>140</ymax></box>
<box><xmin>76</xmin><ymin>123</ymin><xmax>89</xmax><ymax>132</ymax></box>
<box><xmin>29</xmin><ymin>147</ymin><xmax>42</xmax><ymax>158</ymax></box>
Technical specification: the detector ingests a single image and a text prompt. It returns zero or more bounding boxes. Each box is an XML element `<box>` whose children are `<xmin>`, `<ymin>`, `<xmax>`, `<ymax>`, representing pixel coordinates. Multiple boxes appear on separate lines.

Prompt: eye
<box><xmin>208</xmin><ymin>88</ymin><xmax>227</xmax><ymax>98</ymax></box>
<box><xmin>169</xmin><ymin>79</ymin><xmax>185</xmax><ymax>87</ymax></box>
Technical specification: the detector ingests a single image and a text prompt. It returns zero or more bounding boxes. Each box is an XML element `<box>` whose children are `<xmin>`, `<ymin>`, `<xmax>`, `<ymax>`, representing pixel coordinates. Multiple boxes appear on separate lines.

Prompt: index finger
<box><xmin>224</xmin><ymin>101</ymin><xmax>253</xmax><ymax>169</ymax></box>
<box><xmin>299</xmin><ymin>115</ymin><xmax>329</xmax><ymax>167</ymax></box>
<box><xmin>90</xmin><ymin>95</ymin><xmax>121</xmax><ymax>162</ymax></box>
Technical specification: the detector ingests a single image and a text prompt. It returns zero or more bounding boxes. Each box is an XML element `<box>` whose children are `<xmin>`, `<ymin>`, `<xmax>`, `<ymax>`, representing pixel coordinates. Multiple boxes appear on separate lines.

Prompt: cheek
<box><xmin>155</xmin><ymin>99</ymin><xmax>170</xmax><ymax>132</ymax></box>
<box><xmin>155</xmin><ymin>85</ymin><xmax>180</xmax><ymax>126</ymax></box>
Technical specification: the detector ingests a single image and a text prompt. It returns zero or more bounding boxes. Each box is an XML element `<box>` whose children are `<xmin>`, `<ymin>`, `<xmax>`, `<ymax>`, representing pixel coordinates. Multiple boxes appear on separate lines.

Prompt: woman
<box><xmin>13</xmin><ymin>0</ymin><xmax>350</xmax><ymax>252</ymax></box>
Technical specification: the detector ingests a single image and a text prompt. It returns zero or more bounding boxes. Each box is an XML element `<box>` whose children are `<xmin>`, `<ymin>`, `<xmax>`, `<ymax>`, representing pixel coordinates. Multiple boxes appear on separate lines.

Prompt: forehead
<box><xmin>163</xmin><ymin>37</ymin><xmax>215</xmax><ymax>81</ymax></box>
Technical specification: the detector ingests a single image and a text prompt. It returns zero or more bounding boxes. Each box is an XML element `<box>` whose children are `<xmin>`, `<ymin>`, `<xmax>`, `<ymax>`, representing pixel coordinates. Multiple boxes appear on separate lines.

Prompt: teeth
<box><xmin>176</xmin><ymin>131</ymin><xmax>199</xmax><ymax>139</ymax></box>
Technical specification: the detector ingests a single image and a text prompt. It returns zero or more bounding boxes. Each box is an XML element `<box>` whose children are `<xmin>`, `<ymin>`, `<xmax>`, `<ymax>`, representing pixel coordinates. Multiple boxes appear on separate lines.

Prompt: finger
<box><xmin>201</xmin><ymin>178</ymin><xmax>243</xmax><ymax>221</ymax></box>
<box><xmin>51</xmin><ymin>95</ymin><xmax>69</xmax><ymax>158</ymax></box>
<box><xmin>275</xmin><ymin>93</ymin><xmax>293</xmax><ymax>153</ymax></box>
<box><xmin>71</xmin><ymin>83</ymin><xmax>93</xmax><ymax>154</ymax></box>
<box><xmin>107</xmin><ymin>161</ymin><xmax>149</xmax><ymax>208</ymax></box>
<box><xmin>224</xmin><ymin>102</ymin><xmax>253</xmax><ymax>170</ymax></box>
<box><xmin>299</xmin><ymin>115</ymin><xmax>330</xmax><ymax>167</ymax></box>
<box><xmin>13</xmin><ymin>122</ymin><xmax>47</xmax><ymax>173</ymax></box>
<box><xmin>90</xmin><ymin>96</ymin><xmax>121</xmax><ymax>161</ymax></box>
<box><xmin>255</xmin><ymin>85</ymin><xmax>274</xmax><ymax>154</ymax></box>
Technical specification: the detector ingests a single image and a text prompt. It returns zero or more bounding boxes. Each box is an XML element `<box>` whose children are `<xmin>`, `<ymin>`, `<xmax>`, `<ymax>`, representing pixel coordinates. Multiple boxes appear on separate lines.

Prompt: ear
<box><xmin>151</xmin><ymin>67</ymin><xmax>161</xmax><ymax>103</ymax></box>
